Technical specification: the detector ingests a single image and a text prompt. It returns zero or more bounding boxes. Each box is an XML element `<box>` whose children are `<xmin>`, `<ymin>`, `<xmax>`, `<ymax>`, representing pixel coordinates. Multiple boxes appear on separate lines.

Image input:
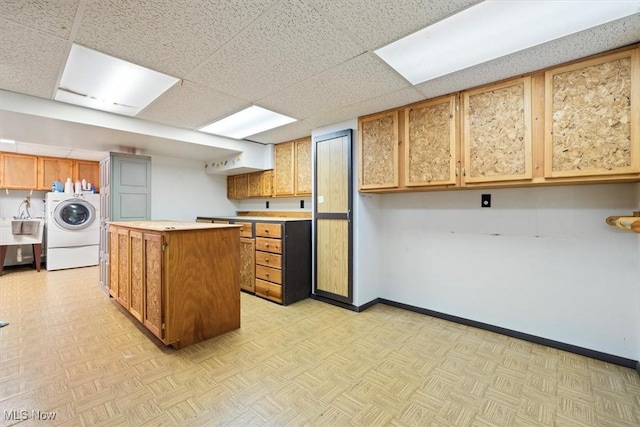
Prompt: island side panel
<box><xmin>164</xmin><ymin>227</ymin><xmax>240</xmax><ymax>347</ymax></box>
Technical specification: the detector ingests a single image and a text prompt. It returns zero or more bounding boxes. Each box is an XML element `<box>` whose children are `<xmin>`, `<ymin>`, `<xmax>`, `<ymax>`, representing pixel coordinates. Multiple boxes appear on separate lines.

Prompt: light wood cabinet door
<box><xmin>462</xmin><ymin>77</ymin><xmax>533</xmax><ymax>184</ymax></box>
<box><xmin>116</xmin><ymin>228</ymin><xmax>130</xmax><ymax>307</ymax></box>
<box><xmin>74</xmin><ymin>160</ymin><xmax>100</xmax><ymax>191</ymax></box>
<box><xmin>227</xmin><ymin>175</ymin><xmax>236</xmax><ymax>199</ymax></box>
<box><xmin>248</xmin><ymin>171</ymin><xmax>263</xmax><ymax>198</ymax></box>
<box><xmin>545</xmin><ymin>48</ymin><xmax>639</xmax><ymax>178</ymax></box>
<box><xmin>129</xmin><ymin>231</ymin><xmax>144</xmax><ymax>322</ymax></box>
<box><xmin>295</xmin><ymin>137</ymin><xmax>312</xmax><ymax>195</ymax></box>
<box><xmin>274</xmin><ymin>141</ymin><xmax>295</xmax><ymax>196</ymax></box>
<box><xmin>234</xmin><ymin>174</ymin><xmax>248</xmax><ymax>199</ymax></box>
<box><xmin>405</xmin><ymin>95</ymin><xmax>458</xmax><ymax>187</ymax></box>
<box><xmin>240</xmin><ymin>238</ymin><xmax>255</xmax><ymax>293</ymax></box>
<box><xmin>1</xmin><ymin>153</ymin><xmax>37</xmax><ymax>189</ymax></box>
<box><xmin>37</xmin><ymin>157</ymin><xmax>73</xmax><ymax>191</ymax></box>
<box><xmin>108</xmin><ymin>227</ymin><xmax>119</xmax><ymax>298</ymax></box>
<box><xmin>143</xmin><ymin>232</ymin><xmax>163</xmax><ymax>340</ymax></box>
<box><xmin>262</xmin><ymin>170</ymin><xmax>273</xmax><ymax>197</ymax></box>
<box><xmin>358</xmin><ymin>111</ymin><xmax>399</xmax><ymax>190</ymax></box>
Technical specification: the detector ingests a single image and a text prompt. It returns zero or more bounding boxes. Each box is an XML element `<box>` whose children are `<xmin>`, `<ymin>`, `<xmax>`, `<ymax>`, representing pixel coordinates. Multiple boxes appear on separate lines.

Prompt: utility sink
<box><xmin>0</xmin><ymin>218</ymin><xmax>43</xmax><ymax>245</ymax></box>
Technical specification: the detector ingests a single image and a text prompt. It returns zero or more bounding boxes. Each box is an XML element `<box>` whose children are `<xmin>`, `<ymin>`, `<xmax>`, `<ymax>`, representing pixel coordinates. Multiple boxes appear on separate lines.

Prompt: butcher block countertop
<box><xmin>108</xmin><ymin>220</ymin><xmax>241</xmax><ymax>231</ymax></box>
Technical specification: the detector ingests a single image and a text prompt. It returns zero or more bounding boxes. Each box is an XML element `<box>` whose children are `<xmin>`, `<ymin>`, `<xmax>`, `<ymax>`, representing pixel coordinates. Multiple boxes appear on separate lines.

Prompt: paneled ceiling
<box><xmin>0</xmin><ymin>0</ymin><xmax>639</xmax><ymax>161</ymax></box>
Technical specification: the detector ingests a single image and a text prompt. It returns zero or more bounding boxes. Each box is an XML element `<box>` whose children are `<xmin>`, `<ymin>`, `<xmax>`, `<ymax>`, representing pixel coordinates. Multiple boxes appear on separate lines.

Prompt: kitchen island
<box><xmin>108</xmin><ymin>220</ymin><xmax>240</xmax><ymax>348</ymax></box>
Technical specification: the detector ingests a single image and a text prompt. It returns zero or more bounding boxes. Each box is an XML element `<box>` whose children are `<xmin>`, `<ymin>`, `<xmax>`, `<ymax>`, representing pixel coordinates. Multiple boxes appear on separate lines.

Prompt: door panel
<box><xmin>314</xmin><ymin>129</ymin><xmax>353</xmax><ymax>304</ymax></box>
<box><xmin>316</xmin><ymin>220</ymin><xmax>349</xmax><ymax>298</ymax></box>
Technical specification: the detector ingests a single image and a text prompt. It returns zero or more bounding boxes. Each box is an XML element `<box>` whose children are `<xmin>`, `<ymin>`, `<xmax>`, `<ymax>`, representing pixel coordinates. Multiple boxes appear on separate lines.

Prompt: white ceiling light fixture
<box><xmin>375</xmin><ymin>0</ymin><xmax>640</xmax><ymax>85</ymax></box>
<box><xmin>0</xmin><ymin>138</ymin><xmax>16</xmax><ymax>144</ymax></box>
<box><xmin>199</xmin><ymin>106</ymin><xmax>297</xmax><ymax>139</ymax></box>
<box><xmin>55</xmin><ymin>44</ymin><xmax>179</xmax><ymax>116</ymax></box>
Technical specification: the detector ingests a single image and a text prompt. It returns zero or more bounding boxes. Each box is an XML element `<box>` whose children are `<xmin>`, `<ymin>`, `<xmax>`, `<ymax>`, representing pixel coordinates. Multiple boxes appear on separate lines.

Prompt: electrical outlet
<box><xmin>265</xmin><ymin>201</ymin><xmax>269</xmax><ymax>209</ymax></box>
<box><xmin>481</xmin><ymin>194</ymin><xmax>491</xmax><ymax>208</ymax></box>
<box><xmin>300</xmin><ymin>200</ymin><xmax>304</xmax><ymax>209</ymax></box>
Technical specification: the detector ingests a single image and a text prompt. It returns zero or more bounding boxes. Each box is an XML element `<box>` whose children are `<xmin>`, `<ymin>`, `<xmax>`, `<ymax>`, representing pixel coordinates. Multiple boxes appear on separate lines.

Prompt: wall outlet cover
<box><xmin>481</xmin><ymin>194</ymin><xmax>491</xmax><ymax>208</ymax></box>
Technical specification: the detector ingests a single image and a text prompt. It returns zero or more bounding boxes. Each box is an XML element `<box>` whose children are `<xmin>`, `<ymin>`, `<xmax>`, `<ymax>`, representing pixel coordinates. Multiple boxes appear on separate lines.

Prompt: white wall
<box><xmin>637</xmin><ymin>182</ymin><xmax>640</xmax><ymax>364</ymax></box>
<box><xmin>312</xmin><ymin>119</ymin><xmax>383</xmax><ymax>307</ymax></box>
<box><xmin>150</xmin><ymin>155</ymin><xmax>236</xmax><ymax>221</ymax></box>
<box><xmin>235</xmin><ymin>197</ymin><xmax>311</xmax><ymax>213</ymax></box>
<box><xmin>373</xmin><ymin>183</ymin><xmax>639</xmax><ymax>359</ymax></box>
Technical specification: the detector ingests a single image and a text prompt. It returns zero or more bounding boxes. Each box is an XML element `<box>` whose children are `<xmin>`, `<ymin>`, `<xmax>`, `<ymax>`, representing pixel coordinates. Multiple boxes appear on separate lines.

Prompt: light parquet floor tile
<box><xmin>1</xmin><ymin>265</ymin><xmax>639</xmax><ymax>426</ymax></box>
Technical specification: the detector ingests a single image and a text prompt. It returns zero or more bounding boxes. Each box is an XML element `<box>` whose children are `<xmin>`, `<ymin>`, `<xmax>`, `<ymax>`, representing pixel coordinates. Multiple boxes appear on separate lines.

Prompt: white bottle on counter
<box><xmin>64</xmin><ymin>178</ymin><xmax>73</xmax><ymax>194</ymax></box>
<box><xmin>74</xmin><ymin>180</ymin><xmax>82</xmax><ymax>193</ymax></box>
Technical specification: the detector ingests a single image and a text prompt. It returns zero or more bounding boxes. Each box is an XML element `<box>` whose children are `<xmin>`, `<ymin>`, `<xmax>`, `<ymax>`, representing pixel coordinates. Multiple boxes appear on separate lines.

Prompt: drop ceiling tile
<box><xmin>415</xmin><ymin>15</ymin><xmax>640</xmax><ymax>100</ymax></box>
<box><xmin>0</xmin><ymin>0</ymin><xmax>79</xmax><ymax>38</ymax></box>
<box><xmin>188</xmin><ymin>0</ymin><xmax>364</xmax><ymax>102</ymax></box>
<box><xmin>137</xmin><ymin>80</ymin><xmax>250</xmax><ymax>129</ymax></box>
<box><xmin>258</xmin><ymin>53</ymin><xmax>410</xmax><ymax>120</ymax></box>
<box><xmin>75</xmin><ymin>0</ymin><xmax>279</xmax><ymax>77</ymax></box>
<box><xmin>308</xmin><ymin>0</ymin><xmax>481</xmax><ymax>50</ymax></box>
<box><xmin>0</xmin><ymin>19</ymin><xmax>67</xmax><ymax>98</ymax></box>
<box><xmin>247</xmin><ymin>120</ymin><xmax>314</xmax><ymax>144</ymax></box>
<box><xmin>250</xmin><ymin>83</ymin><xmax>423</xmax><ymax>144</ymax></box>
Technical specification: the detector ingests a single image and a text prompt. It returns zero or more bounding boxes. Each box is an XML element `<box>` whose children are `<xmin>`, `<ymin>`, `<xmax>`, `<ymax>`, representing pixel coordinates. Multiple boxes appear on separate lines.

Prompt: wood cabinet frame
<box><xmin>358</xmin><ymin>110</ymin><xmax>399</xmax><ymax>190</ymax></box>
<box><xmin>404</xmin><ymin>95</ymin><xmax>458</xmax><ymax>187</ymax></box>
<box><xmin>462</xmin><ymin>76</ymin><xmax>533</xmax><ymax>184</ymax></box>
<box><xmin>544</xmin><ymin>48</ymin><xmax>640</xmax><ymax>178</ymax></box>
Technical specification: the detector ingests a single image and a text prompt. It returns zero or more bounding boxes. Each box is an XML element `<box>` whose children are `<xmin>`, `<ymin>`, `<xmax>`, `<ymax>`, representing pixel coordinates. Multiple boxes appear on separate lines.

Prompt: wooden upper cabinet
<box><xmin>234</xmin><ymin>174</ymin><xmax>249</xmax><ymax>199</ymax></box>
<box><xmin>274</xmin><ymin>141</ymin><xmax>295</xmax><ymax>196</ymax></box>
<box><xmin>262</xmin><ymin>170</ymin><xmax>273</xmax><ymax>197</ymax></box>
<box><xmin>1</xmin><ymin>153</ymin><xmax>37</xmax><ymax>189</ymax></box>
<box><xmin>248</xmin><ymin>171</ymin><xmax>263</xmax><ymax>198</ymax></box>
<box><xmin>74</xmin><ymin>160</ymin><xmax>100</xmax><ymax>191</ymax></box>
<box><xmin>294</xmin><ymin>137</ymin><xmax>312</xmax><ymax>195</ymax></box>
<box><xmin>358</xmin><ymin>111</ymin><xmax>399</xmax><ymax>190</ymax></box>
<box><xmin>545</xmin><ymin>48</ymin><xmax>639</xmax><ymax>178</ymax></box>
<box><xmin>405</xmin><ymin>96</ymin><xmax>458</xmax><ymax>187</ymax></box>
<box><xmin>37</xmin><ymin>157</ymin><xmax>73</xmax><ymax>190</ymax></box>
<box><xmin>462</xmin><ymin>76</ymin><xmax>533</xmax><ymax>184</ymax></box>
<box><xmin>227</xmin><ymin>175</ymin><xmax>236</xmax><ymax>199</ymax></box>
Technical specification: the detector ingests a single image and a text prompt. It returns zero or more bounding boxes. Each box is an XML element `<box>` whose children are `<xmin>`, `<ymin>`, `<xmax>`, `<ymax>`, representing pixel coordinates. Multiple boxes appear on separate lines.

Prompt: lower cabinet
<box><xmin>199</xmin><ymin>216</ymin><xmax>311</xmax><ymax>305</ymax></box>
<box><xmin>108</xmin><ymin>222</ymin><xmax>241</xmax><ymax>348</ymax></box>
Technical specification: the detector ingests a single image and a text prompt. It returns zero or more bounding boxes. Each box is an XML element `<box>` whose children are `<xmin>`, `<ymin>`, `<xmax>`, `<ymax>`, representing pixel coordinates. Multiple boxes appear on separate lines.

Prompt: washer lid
<box><xmin>53</xmin><ymin>199</ymin><xmax>97</xmax><ymax>231</ymax></box>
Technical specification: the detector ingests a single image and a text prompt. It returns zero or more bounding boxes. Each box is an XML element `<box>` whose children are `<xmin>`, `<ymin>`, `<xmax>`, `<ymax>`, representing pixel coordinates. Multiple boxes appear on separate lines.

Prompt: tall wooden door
<box><xmin>314</xmin><ymin>129</ymin><xmax>353</xmax><ymax>304</ymax></box>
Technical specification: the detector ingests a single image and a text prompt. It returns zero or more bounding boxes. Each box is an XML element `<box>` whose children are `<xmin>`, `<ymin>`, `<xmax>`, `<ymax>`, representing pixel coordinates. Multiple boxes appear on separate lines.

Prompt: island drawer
<box><xmin>255</xmin><ymin>279</ymin><xmax>282</xmax><ymax>303</ymax></box>
<box><xmin>255</xmin><ymin>237</ymin><xmax>282</xmax><ymax>254</ymax></box>
<box><xmin>255</xmin><ymin>223</ymin><xmax>282</xmax><ymax>238</ymax></box>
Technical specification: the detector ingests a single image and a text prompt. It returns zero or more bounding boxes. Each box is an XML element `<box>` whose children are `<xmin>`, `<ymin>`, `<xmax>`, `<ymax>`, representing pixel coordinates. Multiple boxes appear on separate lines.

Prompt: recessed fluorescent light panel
<box><xmin>199</xmin><ymin>106</ymin><xmax>296</xmax><ymax>139</ymax></box>
<box><xmin>55</xmin><ymin>44</ymin><xmax>179</xmax><ymax>116</ymax></box>
<box><xmin>0</xmin><ymin>138</ymin><xmax>16</xmax><ymax>144</ymax></box>
<box><xmin>375</xmin><ymin>0</ymin><xmax>640</xmax><ymax>85</ymax></box>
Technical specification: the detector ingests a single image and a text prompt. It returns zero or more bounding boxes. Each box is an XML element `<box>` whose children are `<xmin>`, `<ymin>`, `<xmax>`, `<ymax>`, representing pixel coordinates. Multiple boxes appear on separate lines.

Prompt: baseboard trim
<box><xmin>378</xmin><ymin>298</ymin><xmax>638</xmax><ymax>370</ymax></box>
<box><xmin>310</xmin><ymin>294</ymin><xmax>379</xmax><ymax>312</ymax></box>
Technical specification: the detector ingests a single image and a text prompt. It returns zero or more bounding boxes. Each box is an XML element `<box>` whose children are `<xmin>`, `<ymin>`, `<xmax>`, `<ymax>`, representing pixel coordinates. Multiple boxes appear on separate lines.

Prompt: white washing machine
<box><xmin>46</xmin><ymin>192</ymin><xmax>100</xmax><ymax>271</ymax></box>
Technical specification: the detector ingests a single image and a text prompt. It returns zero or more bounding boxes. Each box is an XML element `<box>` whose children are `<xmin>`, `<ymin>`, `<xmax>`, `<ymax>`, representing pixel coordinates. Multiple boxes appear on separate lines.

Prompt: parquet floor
<box><xmin>1</xmin><ymin>266</ymin><xmax>639</xmax><ymax>426</ymax></box>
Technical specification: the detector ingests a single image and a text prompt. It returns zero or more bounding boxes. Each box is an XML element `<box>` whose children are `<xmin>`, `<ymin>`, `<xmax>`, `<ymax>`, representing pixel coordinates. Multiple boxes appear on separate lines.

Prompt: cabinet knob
<box><xmin>265</xmin><ymin>273</ymin><xmax>269</xmax><ymax>277</ymax></box>
<box><xmin>265</xmin><ymin>259</ymin><xmax>269</xmax><ymax>263</ymax></box>
<box><xmin>265</xmin><ymin>244</ymin><xmax>269</xmax><ymax>247</ymax></box>
<box><xmin>266</xmin><ymin>289</ymin><xmax>269</xmax><ymax>295</ymax></box>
